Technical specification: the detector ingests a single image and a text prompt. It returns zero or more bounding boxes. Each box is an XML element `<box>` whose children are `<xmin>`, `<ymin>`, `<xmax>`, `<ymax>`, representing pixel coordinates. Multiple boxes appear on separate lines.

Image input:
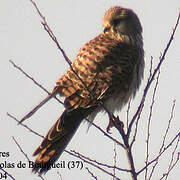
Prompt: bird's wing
<box><xmin>55</xmin><ymin>33</ymin><xmax>138</xmax><ymax>111</ymax></box>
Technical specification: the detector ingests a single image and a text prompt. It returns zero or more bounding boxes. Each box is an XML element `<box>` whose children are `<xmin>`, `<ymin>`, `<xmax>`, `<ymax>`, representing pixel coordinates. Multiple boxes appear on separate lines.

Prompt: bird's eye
<box><xmin>104</xmin><ymin>27</ymin><xmax>110</xmax><ymax>33</ymax></box>
<box><xmin>112</xmin><ymin>19</ymin><xmax>120</xmax><ymax>26</ymax></box>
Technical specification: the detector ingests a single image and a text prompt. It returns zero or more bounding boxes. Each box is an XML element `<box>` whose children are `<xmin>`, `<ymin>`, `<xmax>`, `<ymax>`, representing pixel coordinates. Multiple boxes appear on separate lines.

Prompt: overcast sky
<box><xmin>1</xmin><ymin>0</ymin><xmax>180</xmax><ymax>180</ymax></box>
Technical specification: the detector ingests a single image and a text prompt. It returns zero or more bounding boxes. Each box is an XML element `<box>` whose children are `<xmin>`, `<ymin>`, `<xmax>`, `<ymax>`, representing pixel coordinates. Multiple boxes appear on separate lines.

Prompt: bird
<box><xmin>22</xmin><ymin>6</ymin><xmax>144</xmax><ymax>174</ymax></box>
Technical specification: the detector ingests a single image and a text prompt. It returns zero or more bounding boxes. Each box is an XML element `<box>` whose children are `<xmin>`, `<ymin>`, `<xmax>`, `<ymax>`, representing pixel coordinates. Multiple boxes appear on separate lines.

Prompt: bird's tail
<box><xmin>32</xmin><ymin>106</ymin><xmax>96</xmax><ymax>174</ymax></box>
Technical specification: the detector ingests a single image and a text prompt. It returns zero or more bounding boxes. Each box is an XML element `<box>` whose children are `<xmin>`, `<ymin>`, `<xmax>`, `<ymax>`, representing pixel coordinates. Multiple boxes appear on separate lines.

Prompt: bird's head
<box><xmin>103</xmin><ymin>6</ymin><xmax>142</xmax><ymax>36</ymax></box>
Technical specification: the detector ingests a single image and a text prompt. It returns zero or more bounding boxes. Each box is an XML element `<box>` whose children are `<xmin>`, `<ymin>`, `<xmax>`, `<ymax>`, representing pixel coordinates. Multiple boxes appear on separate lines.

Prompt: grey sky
<box><xmin>1</xmin><ymin>0</ymin><xmax>179</xmax><ymax>179</ymax></box>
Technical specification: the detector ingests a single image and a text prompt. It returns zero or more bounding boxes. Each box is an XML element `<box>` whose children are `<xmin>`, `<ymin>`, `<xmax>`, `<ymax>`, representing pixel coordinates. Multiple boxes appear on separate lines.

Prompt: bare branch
<box><xmin>0</xmin><ymin>168</ymin><xmax>16</xmax><ymax>180</ymax></box>
<box><xmin>149</xmin><ymin>56</ymin><xmax>153</xmax><ymax>79</ymax></box>
<box><xmin>130</xmin><ymin>100</ymin><xmax>144</xmax><ymax>148</ymax></box>
<box><xmin>145</xmin><ymin>69</ymin><xmax>160</xmax><ymax>179</ymax></box>
<box><xmin>126</xmin><ymin>99</ymin><xmax>131</xmax><ymax>132</ymax></box>
<box><xmin>12</xmin><ymin>136</ymin><xmax>31</xmax><ymax>161</ymax></box>
<box><xmin>100</xmin><ymin>106</ymin><xmax>137</xmax><ymax>179</ymax></box>
<box><xmin>162</xmin><ymin>136</ymin><xmax>180</xmax><ymax>180</ymax></box>
<box><xmin>86</xmin><ymin>167</ymin><xmax>98</xmax><ymax>180</ymax></box>
<box><xmin>65</xmin><ymin>150</ymin><xmax>121</xmax><ymax>180</ymax></box>
<box><xmin>149</xmin><ymin>100</ymin><xmax>176</xmax><ymax>179</ymax></box>
<box><xmin>70</xmin><ymin>150</ymin><xmax>131</xmax><ymax>173</ymax></box>
<box><xmin>9</xmin><ymin>60</ymin><xmax>49</xmax><ymax>95</ymax></box>
<box><xmin>86</xmin><ymin>118</ymin><xmax>125</xmax><ymax>148</ymax></box>
<box><xmin>12</xmin><ymin>137</ymin><xmax>46</xmax><ymax>180</ymax></box>
<box><xmin>18</xmin><ymin>93</ymin><xmax>56</xmax><ymax>124</ymax></box>
<box><xmin>120</xmin><ymin>130</ymin><xmax>137</xmax><ymax>180</ymax></box>
<box><xmin>161</xmin><ymin>153</ymin><xmax>180</xmax><ymax>180</ymax></box>
<box><xmin>7</xmin><ymin>113</ymin><xmax>44</xmax><ymax>138</ymax></box>
<box><xmin>161</xmin><ymin>100</ymin><xmax>176</xmax><ymax>150</ymax></box>
<box><xmin>29</xmin><ymin>0</ymin><xmax>72</xmax><ymax>64</ymax></box>
<box><xmin>137</xmin><ymin>131</ymin><xmax>180</xmax><ymax>175</ymax></box>
<box><xmin>113</xmin><ymin>142</ymin><xmax>117</xmax><ymax>179</ymax></box>
<box><xmin>9</xmin><ymin>60</ymin><xmax>63</xmax><ymax>105</ymax></box>
<box><xmin>9</xmin><ymin>60</ymin><xmax>63</xmax><ymax>123</ymax></box>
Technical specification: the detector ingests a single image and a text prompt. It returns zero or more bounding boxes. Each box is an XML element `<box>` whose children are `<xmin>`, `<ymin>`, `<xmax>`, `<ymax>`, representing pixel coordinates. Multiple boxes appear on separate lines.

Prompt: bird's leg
<box><xmin>106</xmin><ymin>113</ymin><xmax>124</xmax><ymax>133</ymax></box>
<box><xmin>106</xmin><ymin>113</ymin><xmax>114</xmax><ymax>133</ymax></box>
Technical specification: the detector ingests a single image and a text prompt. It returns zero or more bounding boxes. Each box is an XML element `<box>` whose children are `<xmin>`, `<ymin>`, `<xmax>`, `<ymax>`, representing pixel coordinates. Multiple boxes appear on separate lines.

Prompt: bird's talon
<box><xmin>106</xmin><ymin>126</ymin><xmax>112</xmax><ymax>134</ymax></box>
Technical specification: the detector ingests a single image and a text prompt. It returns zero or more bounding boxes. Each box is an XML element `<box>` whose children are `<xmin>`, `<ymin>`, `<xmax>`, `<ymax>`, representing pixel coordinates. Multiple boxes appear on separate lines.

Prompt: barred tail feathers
<box><xmin>32</xmin><ymin>106</ymin><xmax>96</xmax><ymax>174</ymax></box>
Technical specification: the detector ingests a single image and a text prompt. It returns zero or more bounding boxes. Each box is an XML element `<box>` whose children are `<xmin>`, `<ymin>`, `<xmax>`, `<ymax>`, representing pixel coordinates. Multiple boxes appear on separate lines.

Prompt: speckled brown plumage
<box><xmin>32</xmin><ymin>6</ymin><xmax>144</xmax><ymax>174</ymax></box>
<box><xmin>56</xmin><ymin>33</ymin><xmax>136</xmax><ymax>110</ymax></box>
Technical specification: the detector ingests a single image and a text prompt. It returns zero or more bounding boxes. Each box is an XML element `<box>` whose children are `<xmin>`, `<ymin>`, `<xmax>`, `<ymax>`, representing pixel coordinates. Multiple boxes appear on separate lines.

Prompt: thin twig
<box><xmin>29</xmin><ymin>0</ymin><xmax>71</xmax><ymax>64</ymax></box>
<box><xmin>71</xmin><ymin>150</ymin><xmax>131</xmax><ymax>173</ymax></box>
<box><xmin>0</xmin><ymin>168</ymin><xmax>16</xmax><ymax>180</ymax></box>
<box><xmin>149</xmin><ymin>56</ymin><xmax>153</xmax><ymax>79</ymax></box>
<box><xmin>9</xmin><ymin>60</ymin><xmax>64</xmax><ymax>123</ymax></box>
<box><xmin>7</xmin><ymin>113</ymin><xmax>44</xmax><ymax>138</ymax></box>
<box><xmin>9</xmin><ymin>60</ymin><xmax>63</xmax><ymax>105</ymax></box>
<box><xmin>126</xmin><ymin>99</ymin><xmax>131</xmax><ymax>132</ymax></box>
<box><xmin>86</xmin><ymin>118</ymin><xmax>125</xmax><ymax>148</ymax></box>
<box><xmin>29</xmin><ymin>0</ymin><xmax>93</xmax><ymax>97</ymax></box>
<box><xmin>148</xmin><ymin>100</ymin><xmax>176</xmax><ymax>179</ymax></box>
<box><xmin>160</xmin><ymin>153</ymin><xmax>180</xmax><ymax>180</ymax></box>
<box><xmin>86</xmin><ymin>167</ymin><xmax>98</xmax><ymax>180</ymax></box>
<box><xmin>163</xmin><ymin>136</ymin><xmax>180</xmax><ymax>180</ymax></box>
<box><xmin>113</xmin><ymin>142</ymin><xmax>117</xmax><ymax>180</ymax></box>
<box><xmin>120</xmin><ymin>129</ymin><xmax>137</xmax><ymax>180</ymax></box>
<box><xmin>145</xmin><ymin>69</ymin><xmax>160</xmax><ymax>179</ymax></box>
<box><xmin>130</xmin><ymin>99</ymin><xmax>144</xmax><ymax>148</ymax></box>
<box><xmin>100</xmin><ymin>105</ymin><xmax>137</xmax><ymax>179</ymax></box>
<box><xmin>12</xmin><ymin>137</ymin><xmax>45</xmax><ymax>180</ymax></box>
<box><xmin>57</xmin><ymin>172</ymin><xmax>63</xmax><ymax>180</ymax></box>
<box><xmin>12</xmin><ymin>136</ymin><xmax>30</xmax><ymax>161</ymax></box>
<box><xmin>137</xmin><ymin>131</ymin><xmax>180</xmax><ymax>175</ymax></box>
<box><xmin>65</xmin><ymin>150</ymin><xmax>121</xmax><ymax>180</ymax></box>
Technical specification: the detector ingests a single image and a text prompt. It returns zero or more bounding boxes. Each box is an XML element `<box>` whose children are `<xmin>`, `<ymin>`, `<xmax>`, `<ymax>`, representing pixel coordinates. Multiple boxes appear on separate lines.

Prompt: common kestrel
<box><xmin>24</xmin><ymin>6</ymin><xmax>144</xmax><ymax>174</ymax></box>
